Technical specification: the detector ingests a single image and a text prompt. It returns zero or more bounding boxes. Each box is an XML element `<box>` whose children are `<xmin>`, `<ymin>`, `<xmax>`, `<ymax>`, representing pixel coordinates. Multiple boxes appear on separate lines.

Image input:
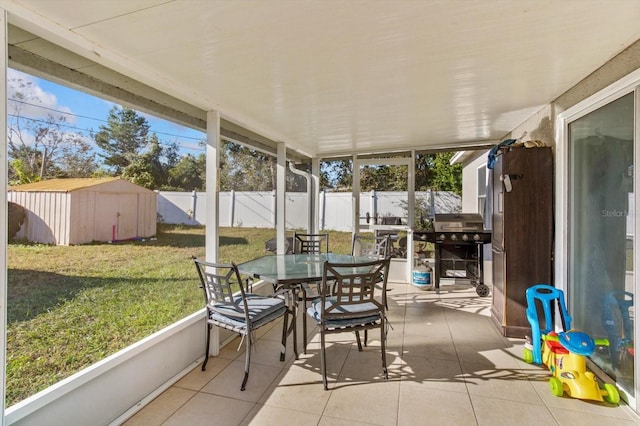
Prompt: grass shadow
<box><xmin>7</xmin><ymin>269</ymin><xmax>152</xmax><ymax>323</ymax></box>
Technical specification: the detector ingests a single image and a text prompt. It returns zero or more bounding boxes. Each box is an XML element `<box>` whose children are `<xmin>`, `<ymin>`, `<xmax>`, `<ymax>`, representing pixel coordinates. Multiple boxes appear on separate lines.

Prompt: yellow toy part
<box><xmin>542</xmin><ymin>331</ymin><xmax>619</xmax><ymax>404</ymax></box>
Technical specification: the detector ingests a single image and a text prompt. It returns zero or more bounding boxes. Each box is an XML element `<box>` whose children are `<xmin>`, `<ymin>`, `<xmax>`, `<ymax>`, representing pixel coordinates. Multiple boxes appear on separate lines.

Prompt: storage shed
<box><xmin>8</xmin><ymin>178</ymin><xmax>157</xmax><ymax>245</ymax></box>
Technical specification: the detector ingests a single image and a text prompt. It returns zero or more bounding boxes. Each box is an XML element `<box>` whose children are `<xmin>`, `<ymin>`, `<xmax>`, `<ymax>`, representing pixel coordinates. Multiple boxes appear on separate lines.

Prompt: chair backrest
<box><xmin>294</xmin><ymin>232</ymin><xmax>329</xmax><ymax>254</ymax></box>
<box><xmin>320</xmin><ymin>258</ymin><xmax>390</xmax><ymax>320</ymax></box>
<box><xmin>193</xmin><ymin>257</ymin><xmax>248</xmax><ymax>319</ymax></box>
<box><xmin>351</xmin><ymin>233</ymin><xmax>390</xmax><ymax>259</ymax></box>
<box><xmin>603</xmin><ymin>290</ymin><xmax>633</xmax><ymax>338</ymax></box>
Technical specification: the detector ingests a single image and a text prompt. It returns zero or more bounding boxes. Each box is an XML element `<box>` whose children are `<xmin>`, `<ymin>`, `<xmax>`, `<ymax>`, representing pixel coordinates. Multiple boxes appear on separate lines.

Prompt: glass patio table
<box><xmin>238</xmin><ymin>253</ymin><xmax>383</xmax><ymax>357</ymax></box>
<box><xmin>237</xmin><ymin>253</ymin><xmax>375</xmax><ymax>287</ymax></box>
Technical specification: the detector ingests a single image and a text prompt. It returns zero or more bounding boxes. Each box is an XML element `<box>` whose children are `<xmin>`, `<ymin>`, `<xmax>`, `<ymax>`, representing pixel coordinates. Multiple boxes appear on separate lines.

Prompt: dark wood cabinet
<box><xmin>491</xmin><ymin>146</ymin><xmax>553</xmax><ymax>338</ymax></box>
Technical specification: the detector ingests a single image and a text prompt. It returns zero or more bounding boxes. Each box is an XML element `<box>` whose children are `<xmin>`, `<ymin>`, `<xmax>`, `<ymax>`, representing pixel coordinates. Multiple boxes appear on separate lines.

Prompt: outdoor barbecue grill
<box><xmin>414</xmin><ymin>213</ymin><xmax>491</xmax><ymax>296</ymax></box>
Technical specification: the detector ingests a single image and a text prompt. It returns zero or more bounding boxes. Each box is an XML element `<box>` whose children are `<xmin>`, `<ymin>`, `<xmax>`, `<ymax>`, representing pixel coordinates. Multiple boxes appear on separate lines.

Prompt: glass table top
<box><xmin>237</xmin><ymin>253</ymin><xmax>376</xmax><ymax>284</ymax></box>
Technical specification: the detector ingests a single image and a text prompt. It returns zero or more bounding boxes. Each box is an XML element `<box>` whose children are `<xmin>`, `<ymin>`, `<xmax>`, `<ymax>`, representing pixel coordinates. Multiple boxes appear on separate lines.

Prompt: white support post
<box><xmin>407</xmin><ymin>150</ymin><xmax>416</xmax><ymax>280</ymax></box>
<box><xmin>288</xmin><ymin>162</ymin><xmax>312</xmax><ymax>233</ymax></box>
<box><xmin>0</xmin><ymin>9</ymin><xmax>8</xmax><ymax>424</ymax></box>
<box><xmin>205</xmin><ymin>110</ymin><xmax>220</xmax><ymax>263</ymax></box>
<box><xmin>205</xmin><ymin>110</ymin><xmax>220</xmax><ymax>356</ymax></box>
<box><xmin>276</xmin><ymin>143</ymin><xmax>287</xmax><ymax>254</ymax></box>
<box><xmin>311</xmin><ymin>158</ymin><xmax>321</xmax><ymax>234</ymax></box>
<box><xmin>352</xmin><ymin>154</ymin><xmax>360</xmax><ymax>234</ymax></box>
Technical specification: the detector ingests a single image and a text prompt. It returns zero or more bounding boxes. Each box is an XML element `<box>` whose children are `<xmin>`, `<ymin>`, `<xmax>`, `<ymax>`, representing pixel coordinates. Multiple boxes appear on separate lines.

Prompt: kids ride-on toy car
<box><xmin>523</xmin><ymin>284</ymin><xmax>619</xmax><ymax>404</ymax></box>
<box><xmin>541</xmin><ymin>330</ymin><xmax>619</xmax><ymax>403</ymax></box>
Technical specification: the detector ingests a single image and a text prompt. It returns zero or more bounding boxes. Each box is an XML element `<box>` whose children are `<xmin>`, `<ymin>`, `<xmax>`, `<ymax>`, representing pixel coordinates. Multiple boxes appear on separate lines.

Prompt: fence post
<box><xmin>272</xmin><ymin>189</ymin><xmax>277</xmax><ymax>227</ymax></box>
<box><xmin>229</xmin><ymin>190</ymin><xmax>235</xmax><ymax>227</ymax></box>
<box><xmin>191</xmin><ymin>190</ymin><xmax>197</xmax><ymax>224</ymax></box>
<box><xmin>370</xmin><ymin>190</ymin><xmax>377</xmax><ymax>224</ymax></box>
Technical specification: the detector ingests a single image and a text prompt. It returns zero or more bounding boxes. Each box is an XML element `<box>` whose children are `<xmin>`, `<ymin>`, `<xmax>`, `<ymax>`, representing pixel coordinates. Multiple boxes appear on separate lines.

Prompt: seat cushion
<box><xmin>210</xmin><ymin>295</ymin><xmax>286</xmax><ymax>326</ymax></box>
<box><xmin>307</xmin><ymin>296</ymin><xmax>381</xmax><ymax>328</ymax></box>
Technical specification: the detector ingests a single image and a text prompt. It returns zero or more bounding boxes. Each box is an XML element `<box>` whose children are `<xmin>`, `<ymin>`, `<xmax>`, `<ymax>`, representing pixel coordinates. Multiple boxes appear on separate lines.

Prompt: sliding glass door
<box><xmin>568</xmin><ymin>92</ymin><xmax>635</xmax><ymax>396</ymax></box>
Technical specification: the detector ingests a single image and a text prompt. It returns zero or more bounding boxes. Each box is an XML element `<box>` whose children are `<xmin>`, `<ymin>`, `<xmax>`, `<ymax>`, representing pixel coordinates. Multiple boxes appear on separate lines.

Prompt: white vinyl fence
<box><xmin>156</xmin><ymin>190</ymin><xmax>460</xmax><ymax>232</ymax></box>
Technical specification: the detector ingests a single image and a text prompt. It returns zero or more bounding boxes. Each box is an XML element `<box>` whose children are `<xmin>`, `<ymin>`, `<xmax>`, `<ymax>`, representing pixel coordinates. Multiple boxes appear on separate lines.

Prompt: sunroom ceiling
<box><xmin>4</xmin><ymin>0</ymin><xmax>640</xmax><ymax>160</ymax></box>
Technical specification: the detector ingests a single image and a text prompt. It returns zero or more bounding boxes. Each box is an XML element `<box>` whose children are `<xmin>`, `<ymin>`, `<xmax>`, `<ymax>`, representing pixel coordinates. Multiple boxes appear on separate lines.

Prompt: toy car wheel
<box><xmin>476</xmin><ymin>284</ymin><xmax>490</xmax><ymax>297</ymax></box>
<box><xmin>549</xmin><ymin>377</ymin><xmax>564</xmax><ymax>397</ymax></box>
<box><xmin>523</xmin><ymin>347</ymin><xmax>534</xmax><ymax>364</ymax></box>
<box><xmin>603</xmin><ymin>383</ymin><xmax>620</xmax><ymax>404</ymax></box>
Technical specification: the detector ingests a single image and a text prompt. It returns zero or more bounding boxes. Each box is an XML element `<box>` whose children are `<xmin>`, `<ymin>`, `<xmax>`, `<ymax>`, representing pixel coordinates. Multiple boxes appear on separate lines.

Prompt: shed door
<box><xmin>95</xmin><ymin>193</ymin><xmax>139</xmax><ymax>241</ymax></box>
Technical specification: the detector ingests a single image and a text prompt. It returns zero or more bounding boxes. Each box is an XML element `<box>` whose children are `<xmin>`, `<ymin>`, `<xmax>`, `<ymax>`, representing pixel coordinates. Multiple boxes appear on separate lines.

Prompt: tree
<box><xmin>7</xmin><ymin>77</ymin><xmax>97</xmax><ymax>182</ymax></box>
<box><xmin>167</xmin><ymin>153</ymin><xmax>206</xmax><ymax>191</ymax></box>
<box><xmin>55</xmin><ymin>134</ymin><xmax>98</xmax><ymax>178</ymax></box>
<box><xmin>93</xmin><ymin>106</ymin><xmax>150</xmax><ymax>174</ymax></box>
<box><xmin>321</xmin><ymin>159</ymin><xmax>352</xmax><ymax>190</ymax></box>
<box><xmin>414</xmin><ymin>152</ymin><xmax>462</xmax><ymax>193</ymax></box>
<box><xmin>121</xmin><ymin>134</ymin><xmax>180</xmax><ymax>189</ymax></box>
<box><xmin>9</xmin><ymin>158</ymin><xmax>40</xmax><ymax>185</ymax></box>
<box><xmin>220</xmin><ymin>141</ymin><xmax>276</xmax><ymax>191</ymax></box>
<box><xmin>93</xmin><ymin>107</ymin><xmax>180</xmax><ymax>189</ymax></box>
<box><xmin>319</xmin><ymin>153</ymin><xmax>462</xmax><ymax>193</ymax></box>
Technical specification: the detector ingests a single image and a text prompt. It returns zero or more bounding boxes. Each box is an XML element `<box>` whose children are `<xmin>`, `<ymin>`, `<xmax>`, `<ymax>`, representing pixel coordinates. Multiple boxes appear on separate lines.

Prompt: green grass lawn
<box><xmin>6</xmin><ymin>225</ymin><xmax>352</xmax><ymax>406</ymax></box>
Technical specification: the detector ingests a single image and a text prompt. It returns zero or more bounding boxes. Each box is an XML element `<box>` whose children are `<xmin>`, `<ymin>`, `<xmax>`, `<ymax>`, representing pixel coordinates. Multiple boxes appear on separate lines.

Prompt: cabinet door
<box><xmin>502</xmin><ymin>148</ymin><xmax>553</xmax><ymax>285</ymax></box>
<box><xmin>491</xmin><ymin>245</ymin><xmax>505</xmax><ymax>325</ymax></box>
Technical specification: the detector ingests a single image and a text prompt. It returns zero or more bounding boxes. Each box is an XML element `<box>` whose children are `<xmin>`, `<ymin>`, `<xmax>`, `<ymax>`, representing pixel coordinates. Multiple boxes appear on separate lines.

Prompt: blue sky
<box><xmin>7</xmin><ymin>68</ymin><xmax>206</xmax><ymax>157</ymax></box>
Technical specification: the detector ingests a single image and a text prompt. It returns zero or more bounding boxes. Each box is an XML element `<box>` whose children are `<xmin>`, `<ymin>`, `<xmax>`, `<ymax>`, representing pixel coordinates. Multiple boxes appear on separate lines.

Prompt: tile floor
<box><xmin>123</xmin><ymin>281</ymin><xmax>640</xmax><ymax>425</ymax></box>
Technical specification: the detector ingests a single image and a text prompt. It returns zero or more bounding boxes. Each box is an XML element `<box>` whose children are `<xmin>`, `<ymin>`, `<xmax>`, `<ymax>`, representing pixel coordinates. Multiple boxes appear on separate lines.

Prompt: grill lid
<box><xmin>433</xmin><ymin>213</ymin><xmax>485</xmax><ymax>232</ymax></box>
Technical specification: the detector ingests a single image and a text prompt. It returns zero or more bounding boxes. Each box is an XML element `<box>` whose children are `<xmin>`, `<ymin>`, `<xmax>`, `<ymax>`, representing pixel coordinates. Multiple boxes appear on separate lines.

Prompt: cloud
<box><xmin>7</xmin><ymin>68</ymin><xmax>75</xmax><ymax>123</ymax></box>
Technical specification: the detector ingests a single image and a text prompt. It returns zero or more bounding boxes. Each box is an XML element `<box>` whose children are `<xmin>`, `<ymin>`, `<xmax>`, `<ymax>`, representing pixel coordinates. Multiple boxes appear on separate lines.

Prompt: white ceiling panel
<box><xmin>5</xmin><ymin>0</ymin><xmax>640</xmax><ymax>158</ymax></box>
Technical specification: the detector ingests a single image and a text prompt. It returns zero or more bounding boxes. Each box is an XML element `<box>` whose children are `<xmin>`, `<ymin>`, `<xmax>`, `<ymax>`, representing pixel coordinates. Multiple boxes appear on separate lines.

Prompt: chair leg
<box><xmin>355</xmin><ymin>331</ymin><xmax>363</xmax><ymax>352</ymax></box>
<box><xmin>321</xmin><ymin>330</ymin><xmax>328</xmax><ymax>390</ymax></box>
<box><xmin>241</xmin><ymin>331</ymin><xmax>251</xmax><ymax>391</ymax></box>
<box><xmin>280</xmin><ymin>307</ymin><xmax>289</xmax><ymax>362</ymax></box>
<box><xmin>300</xmin><ymin>286</ymin><xmax>308</xmax><ymax>354</ymax></box>
<box><xmin>380</xmin><ymin>321</ymin><xmax>388</xmax><ymax>380</ymax></box>
<box><xmin>202</xmin><ymin>322</ymin><xmax>211</xmax><ymax>371</ymax></box>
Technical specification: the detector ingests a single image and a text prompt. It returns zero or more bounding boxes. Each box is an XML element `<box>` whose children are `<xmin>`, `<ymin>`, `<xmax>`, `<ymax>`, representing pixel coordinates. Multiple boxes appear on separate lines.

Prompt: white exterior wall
<box><xmin>459</xmin><ymin>152</ymin><xmax>493</xmax><ymax>286</ymax></box>
<box><xmin>461</xmin><ymin>152</ymin><xmax>489</xmax><ymax>214</ymax></box>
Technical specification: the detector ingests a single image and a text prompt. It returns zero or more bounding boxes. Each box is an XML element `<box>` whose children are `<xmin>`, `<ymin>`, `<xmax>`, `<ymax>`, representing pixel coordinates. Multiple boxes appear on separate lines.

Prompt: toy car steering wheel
<box><xmin>557</xmin><ymin>330</ymin><xmax>595</xmax><ymax>356</ymax></box>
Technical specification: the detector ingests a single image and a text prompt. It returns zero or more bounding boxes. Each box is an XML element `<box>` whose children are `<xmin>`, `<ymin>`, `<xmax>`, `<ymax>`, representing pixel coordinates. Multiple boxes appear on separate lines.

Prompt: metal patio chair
<box><xmin>351</xmin><ymin>233</ymin><xmax>391</xmax><ymax>309</ymax></box>
<box><xmin>294</xmin><ymin>232</ymin><xmax>329</xmax><ymax>353</ymax></box>
<box><xmin>351</xmin><ymin>232</ymin><xmax>390</xmax><ymax>259</ymax></box>
<box><xmin>193</xmin><ymin>257</ymin><xmax>293</xmax><ymax>391</ymax></box>
<box><xmin>294</xmin><ymin>232</ymin><xmax>329</xmax><ymax>254</ymax></box>
<box><xmin>306</xmin><ymin>258</ymin><xmax>391</xmax><ymax>390</ymax></box>
<box><xmin>307</xmin><ymin>258</ymin><xmax>389</xmax><ymax>390</ymax></box>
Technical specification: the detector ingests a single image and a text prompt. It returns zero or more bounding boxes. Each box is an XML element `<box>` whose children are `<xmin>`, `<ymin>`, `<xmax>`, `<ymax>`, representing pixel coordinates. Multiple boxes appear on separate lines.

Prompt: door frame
<box><xmin>352</xmin><ymin>153</ymin><xmax>416</xmax><ymax>281</ymax></box>
<box><xmin>556</xmin><ymin>68</ymin><xmax>640</xmax><ymax>410</ymax></box>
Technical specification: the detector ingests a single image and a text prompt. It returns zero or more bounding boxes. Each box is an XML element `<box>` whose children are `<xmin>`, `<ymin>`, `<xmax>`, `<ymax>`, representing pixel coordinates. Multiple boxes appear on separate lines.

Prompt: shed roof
<box><xmin>10</xmin><ymin>178</ymin><xmax>128</xmax><ymax>192</ymax></box>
